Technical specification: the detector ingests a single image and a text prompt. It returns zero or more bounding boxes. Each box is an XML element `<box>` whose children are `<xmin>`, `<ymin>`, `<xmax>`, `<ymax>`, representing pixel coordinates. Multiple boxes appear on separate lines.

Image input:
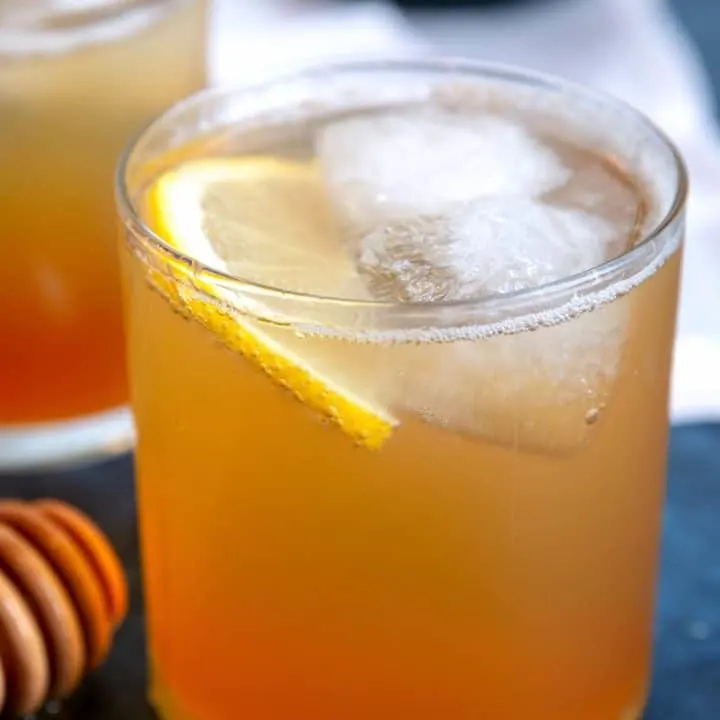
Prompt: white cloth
<box><xmin>211</xmin><ymin>0</ymin><xmax>720</xmax><ymax>423</ymax></box>
<box><xmin>209</xmin><ymin>0</ymin><xmax>425</xmax><ymax>85</ymax></box>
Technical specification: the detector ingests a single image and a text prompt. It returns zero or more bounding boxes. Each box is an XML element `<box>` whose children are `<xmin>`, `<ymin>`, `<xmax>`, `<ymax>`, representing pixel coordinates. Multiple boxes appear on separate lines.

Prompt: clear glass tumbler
<box><xmin>118</xmin><ymin>61</ymin><xmax>685</xmax><ymax>720</ymax></box>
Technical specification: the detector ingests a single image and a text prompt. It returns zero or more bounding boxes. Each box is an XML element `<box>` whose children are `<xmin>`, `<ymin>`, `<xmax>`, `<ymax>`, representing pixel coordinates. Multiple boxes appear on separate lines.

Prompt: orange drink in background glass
<box><xmin>118</xmin><ymin>62</ymin><xmax>685</xmax><ymax>720</ymax></box>
<box><xmin>0</xmin><ymin>0</ymin><xmax>206</xmax><ymax>471</ymax></box>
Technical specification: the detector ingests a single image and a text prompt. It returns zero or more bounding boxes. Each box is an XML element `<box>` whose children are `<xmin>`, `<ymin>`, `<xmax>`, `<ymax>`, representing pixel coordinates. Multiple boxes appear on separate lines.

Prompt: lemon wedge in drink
<box><xmin>146</xmin><ymin>156</ymin><xmax>396</xmax><ymax>450</ymax></box>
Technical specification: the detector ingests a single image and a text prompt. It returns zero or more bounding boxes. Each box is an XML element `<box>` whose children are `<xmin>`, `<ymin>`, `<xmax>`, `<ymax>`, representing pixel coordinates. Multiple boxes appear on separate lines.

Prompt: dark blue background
<box><xmin>635</xmin><ymin>2</ymin><xmax>720</xmax><ymax>715</ymax></box>
<box><xmin>647</xmin><ymin>425</ymin><xmax>720</xmax><ymax>719</ymax></box>
<box><xmin>673</xmin><ymin>0</ymin><xmax>720</xmax><ymax>118</ymax></box>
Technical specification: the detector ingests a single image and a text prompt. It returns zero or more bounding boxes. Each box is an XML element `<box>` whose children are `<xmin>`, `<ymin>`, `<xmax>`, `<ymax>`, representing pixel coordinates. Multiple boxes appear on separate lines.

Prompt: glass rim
<box><xmin>116</xmin><ymin>57</ymin><xmax>688</xmax><ymax>319</ymax></box>
<box><xmin>0</xmin><ymin>0</ymin><xmax>189</xmax><ymax>50</ymax></box>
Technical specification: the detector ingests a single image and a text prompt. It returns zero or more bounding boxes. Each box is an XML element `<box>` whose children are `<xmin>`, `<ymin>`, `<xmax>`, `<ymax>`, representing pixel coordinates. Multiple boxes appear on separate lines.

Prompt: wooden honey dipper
<box><xmin>0</xmin><ymin>500</ymin><xmax>128</xmax><ymax>717</ymax></box>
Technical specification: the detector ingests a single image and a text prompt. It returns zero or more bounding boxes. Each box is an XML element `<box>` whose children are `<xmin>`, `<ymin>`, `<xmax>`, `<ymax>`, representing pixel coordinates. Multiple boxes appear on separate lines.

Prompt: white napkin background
<box><xmin>209</xmin><ymin>0</ymin><xmax>720</xmax><ymax>424</ymax></box>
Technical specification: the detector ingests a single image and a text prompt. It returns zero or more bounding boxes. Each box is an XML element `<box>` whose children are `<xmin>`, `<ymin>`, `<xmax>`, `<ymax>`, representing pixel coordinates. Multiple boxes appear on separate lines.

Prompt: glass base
<box><xmin>147</xmin><ymin>669</ymin><xmax>647</xmax><ymax>720</ymax></box>
<box><xmin>0</xmin><ymin>406</ymin><xmax>135</xmax><ymax>473</ymax></box>
<box><xmin>150</xmin><ymin>674</ymin><xmax>198</xmax><ymax>720</ymax></box>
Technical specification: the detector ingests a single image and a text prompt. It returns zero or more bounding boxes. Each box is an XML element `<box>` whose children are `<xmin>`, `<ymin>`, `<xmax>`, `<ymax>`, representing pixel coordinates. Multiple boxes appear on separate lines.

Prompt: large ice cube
<box><xmin>393</xmin><ymin>302</ymin><xmax>628</xmax><ymax>453</ymax></box>
<box><xmin>317</xmin><ymin>109</ymin><xmax>628</xmax><ymax>451</ymax></box>
<box><xmin>316</xmin><ymin>110</ymin><xmax>571</xmax><ymax>230</ymax></box>
<box><xmin>545</xmin><ymin>161</ymin><xmax>643</xmax><ymax>260</ymax></box>
<box><xmin>362</xmin><ymin>198</ymin><xmax>629</xmax><ymax>452</ymax></box>
<box><xmin>357</xmin><ymin>199</ymin><xmax>615</xmax><ymax>302</ymax></box>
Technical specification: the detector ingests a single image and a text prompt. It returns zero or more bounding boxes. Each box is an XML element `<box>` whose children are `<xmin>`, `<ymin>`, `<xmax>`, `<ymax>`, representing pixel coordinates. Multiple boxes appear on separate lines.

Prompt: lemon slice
<box><xmin>146</xmin><ymin>156</ymin><xmax>396</xmax><ymax>450</ymax></box>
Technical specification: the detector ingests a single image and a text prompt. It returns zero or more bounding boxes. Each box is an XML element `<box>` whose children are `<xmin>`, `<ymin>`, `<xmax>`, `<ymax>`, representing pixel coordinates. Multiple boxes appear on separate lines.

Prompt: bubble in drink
<box><xmin>357</xmin><ymin>198</ymin><xmax>615</xmax><ymax>302</ymax></box>
<box><xmin>317</xmin><ymin>111</ymin><xmax>571</xmax><ymax>229</ymax></box>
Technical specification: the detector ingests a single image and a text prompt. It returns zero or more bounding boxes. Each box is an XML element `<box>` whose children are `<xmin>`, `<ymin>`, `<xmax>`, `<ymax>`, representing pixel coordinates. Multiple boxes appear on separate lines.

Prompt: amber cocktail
<box><xmin>0</xmin><ymin>0</ymin><xmax>206</xmax><ymax>470</ymax></box>
<box><xmin>119</xmin><ymin>62</ymin><xmax>685</xmax><ymax>720</ymax></box>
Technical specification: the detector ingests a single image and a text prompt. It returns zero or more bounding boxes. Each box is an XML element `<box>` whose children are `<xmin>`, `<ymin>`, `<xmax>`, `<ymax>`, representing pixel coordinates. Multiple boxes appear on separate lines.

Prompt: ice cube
<box><xmin>545</xmin><ymin>161</ymin><xmax>643</xmax><ymax>260</ymax></box>
<box><xmin>357</xmin><ymin>199</ymin><xmax>615</xmax><ymax>303</ymax></box>
<box><xmin>394</xmin><ymin>300</ymin><xmax>628</xmax><ymax>452</ymax></box>
<box><xmin>363</xmin><ymin>197</ymin><xmax>627</xmax><ymax>452</ymax></box>
<box><xmin>316</xmin><ymin>110</ymin><xmax>571</xmax><ymax>230</ymax></box>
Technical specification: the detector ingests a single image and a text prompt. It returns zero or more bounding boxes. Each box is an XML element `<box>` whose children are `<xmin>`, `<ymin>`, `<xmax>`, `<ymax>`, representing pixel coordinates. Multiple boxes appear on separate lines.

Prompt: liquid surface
<box><xmin>151</xmin><ymin>103</ymin><xmax>648</xmax><ymax>303</ymax></box>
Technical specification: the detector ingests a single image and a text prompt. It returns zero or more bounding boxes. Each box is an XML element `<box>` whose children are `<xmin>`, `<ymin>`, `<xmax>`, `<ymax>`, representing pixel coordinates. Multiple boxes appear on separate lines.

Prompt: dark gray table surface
<box><xmin>2</xmin><ymin>424</ymin><xmax>718</xmax><ymax>719</ymax></box>
<box><xmin>3</xmin><ymin>1</ymin><xmax>720</xmax><ymax>718</ymax></box>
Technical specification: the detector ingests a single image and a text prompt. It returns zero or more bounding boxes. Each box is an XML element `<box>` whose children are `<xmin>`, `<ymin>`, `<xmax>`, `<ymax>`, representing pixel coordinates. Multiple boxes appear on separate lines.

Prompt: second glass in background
<box><xmin>0</xmin><ymin>0</ymin><xmax>207</xmax><ymax>471</ymax></box>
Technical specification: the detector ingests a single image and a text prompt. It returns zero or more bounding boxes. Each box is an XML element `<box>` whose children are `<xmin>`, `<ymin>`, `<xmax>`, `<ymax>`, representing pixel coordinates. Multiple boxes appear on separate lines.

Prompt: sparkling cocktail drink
<box><xmin>119</xmin><ymin>63</ymin><xmax>685</xmax><ymax>720</ymax></box>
